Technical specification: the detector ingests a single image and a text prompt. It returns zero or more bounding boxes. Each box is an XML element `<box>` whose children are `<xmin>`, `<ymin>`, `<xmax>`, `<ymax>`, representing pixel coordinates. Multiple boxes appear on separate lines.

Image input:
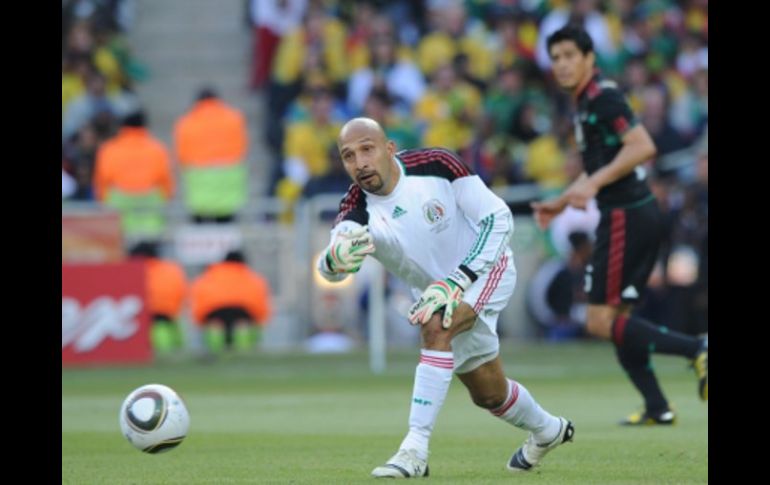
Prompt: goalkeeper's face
<box><xmin>338</xmin><ymin>119</ymin><xmax>397</xmax><ymax>195</ymax></box>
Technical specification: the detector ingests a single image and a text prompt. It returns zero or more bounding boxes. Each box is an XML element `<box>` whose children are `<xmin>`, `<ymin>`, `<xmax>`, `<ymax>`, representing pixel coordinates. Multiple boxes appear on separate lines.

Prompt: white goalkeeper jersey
<box><xmin>317</xmin><ymin>148</ymin><xmax>514</xmax><ymax>295</ymax></box>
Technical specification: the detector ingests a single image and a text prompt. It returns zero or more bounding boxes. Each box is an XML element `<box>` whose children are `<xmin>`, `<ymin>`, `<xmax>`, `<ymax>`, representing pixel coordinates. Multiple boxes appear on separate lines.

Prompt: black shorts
<box><xmin>586</xmin><ymin>197</ymin><xmax>661</xmax><ymax>305</ymax></box>
<box><xmin>204</xmin><ymin>307</ymin><xmax>252</xmax><ymax>327</ymax></box>
<box><xmin>204</xmin><ymin>306</ymin><xmax>253</xmax><ymax>346</ymax></box>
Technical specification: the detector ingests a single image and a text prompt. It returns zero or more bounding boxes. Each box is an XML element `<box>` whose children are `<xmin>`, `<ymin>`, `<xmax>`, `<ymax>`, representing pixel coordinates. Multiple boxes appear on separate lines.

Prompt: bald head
<box><xmin>338</xmin><ymin>117</ymin><xmax>387</xmax><ymax>147</ymax></box>
<box><xmin>337</xmin><ymin>117</ymin><xmax>398</xmax><ymax>195</ymax></box>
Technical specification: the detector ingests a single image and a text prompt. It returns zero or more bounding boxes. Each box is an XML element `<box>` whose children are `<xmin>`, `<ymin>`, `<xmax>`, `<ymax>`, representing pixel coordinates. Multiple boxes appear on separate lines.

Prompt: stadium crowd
<box><xmin>62</xmin><ymin>0</ymin><xmax>707</xmax><ymax>339</ymax></box>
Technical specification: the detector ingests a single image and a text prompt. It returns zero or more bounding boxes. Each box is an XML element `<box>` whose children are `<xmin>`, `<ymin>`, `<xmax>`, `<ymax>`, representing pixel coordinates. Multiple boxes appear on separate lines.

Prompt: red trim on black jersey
<box><xmin>575</xmin><ymin>70</ymin><xmax>602</xmax><ymax>100</ymax></box>
<box><xmin>612</xmin><ymin>116</ymin><xmax>630</xmax><ymax>135</ymax></box>
<box><xmin>398</xmin><ymin>148</ymin><xmax>473</xmax><ymax>181</ymax></box>
<box><xmin>586</xmin><ymin>80</ymin><xmax>602</xmax><ymax>100</ymax></box>
<box><xmin>333</xmin><ymin>184</ymin><xmax>369</xmax><ymax>227</ymax></box>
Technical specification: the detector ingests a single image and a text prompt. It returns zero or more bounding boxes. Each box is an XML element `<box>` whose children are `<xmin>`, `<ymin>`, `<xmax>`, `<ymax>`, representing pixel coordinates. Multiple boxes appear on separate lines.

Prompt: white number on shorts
<box><xmin>584</xmin><ymin>264</ymin><xmax>593</xmax><ymax>293</ymax></box>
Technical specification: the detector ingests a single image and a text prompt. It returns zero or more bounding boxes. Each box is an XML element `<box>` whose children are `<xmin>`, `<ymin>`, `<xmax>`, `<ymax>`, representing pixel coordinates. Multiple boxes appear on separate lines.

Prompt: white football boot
<box><xmin>371</xmin><ymin>449</ymin><xmax>429</xmax><ymax>478</ymax></box>
<box><xmin>507</xmin><ymin>417</ymin><xmax>574</xmax><ymax>472</ymax></box>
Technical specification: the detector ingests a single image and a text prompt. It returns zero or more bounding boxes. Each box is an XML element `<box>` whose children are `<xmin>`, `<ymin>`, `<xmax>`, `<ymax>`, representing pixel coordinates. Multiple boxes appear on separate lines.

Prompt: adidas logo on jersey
<box><xmin>392</xmin><ymin>206</ymin><xmax>407</xmax><ymax>219</ymax></box>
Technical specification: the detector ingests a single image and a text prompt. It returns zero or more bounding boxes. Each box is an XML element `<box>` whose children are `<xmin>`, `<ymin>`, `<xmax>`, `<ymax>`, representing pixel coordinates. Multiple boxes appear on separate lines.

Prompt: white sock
<box><xmin>490</xmin><ymin>379</ymin><xmax>561</xmax><ymax>444</ymax></box>
<box><xmin>398</xmin><ymin>349</ymin><xmax>453</xmax><ymax>461</ymax></box>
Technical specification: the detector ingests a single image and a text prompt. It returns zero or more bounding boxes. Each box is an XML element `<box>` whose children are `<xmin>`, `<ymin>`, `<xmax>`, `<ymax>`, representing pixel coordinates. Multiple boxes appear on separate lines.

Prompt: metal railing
<box><xmin>62</xmin><ymin>183</ymin><xmax>550</xmax><ymax>354</ymax></box>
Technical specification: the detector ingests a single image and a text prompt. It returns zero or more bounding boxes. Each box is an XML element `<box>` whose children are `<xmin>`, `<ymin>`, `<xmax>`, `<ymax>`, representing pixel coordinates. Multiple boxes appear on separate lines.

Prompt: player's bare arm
<box><xmin>580</xmin><ymin>124</ymin><xmax>656</xmax><ymax>198</ymax></box>
<box><xmin>530</xmin><ymin>173</ymin><xmax>588</xmax><ymax>229</ymax></box>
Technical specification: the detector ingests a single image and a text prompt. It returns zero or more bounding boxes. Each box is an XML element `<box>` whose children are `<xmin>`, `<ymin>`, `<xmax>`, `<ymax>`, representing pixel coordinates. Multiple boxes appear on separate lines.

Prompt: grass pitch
<box><xmin>62</xmin><ymin>341</ymin><xmax>708</xmax><ymax>484</ymax></box>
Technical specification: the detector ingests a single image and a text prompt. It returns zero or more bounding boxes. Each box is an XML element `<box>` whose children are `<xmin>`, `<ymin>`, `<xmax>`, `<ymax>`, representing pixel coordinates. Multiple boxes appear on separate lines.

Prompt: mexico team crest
<box><xmin>423</xmin><ymin>199</ymin><xmax>446</xmax><ymax>224</ymax></box>
<box><xmin>423</xmin><ymin>199</ymin><xmax>449</xmax><ymax>233</ymax></box>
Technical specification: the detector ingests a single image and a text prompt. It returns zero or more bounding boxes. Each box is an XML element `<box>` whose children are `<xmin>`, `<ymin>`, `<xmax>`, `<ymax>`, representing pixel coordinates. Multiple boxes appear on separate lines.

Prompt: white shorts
<box><xmin>452</xmin><ymin>250</ymin><xmax>516</xmax><ymax>374</ymax></box>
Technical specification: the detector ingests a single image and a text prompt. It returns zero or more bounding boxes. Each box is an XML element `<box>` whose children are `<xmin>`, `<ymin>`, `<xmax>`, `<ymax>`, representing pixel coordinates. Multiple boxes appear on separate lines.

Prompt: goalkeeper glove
<box><xmin>407</xmin><ymin>266</ymin><xmax>476</xmax><ymax>329</ymax></box>
<box><xmin>325</xmin><ymin>225</ymin><xmax>375</xmax><ymax>273</ymax></box>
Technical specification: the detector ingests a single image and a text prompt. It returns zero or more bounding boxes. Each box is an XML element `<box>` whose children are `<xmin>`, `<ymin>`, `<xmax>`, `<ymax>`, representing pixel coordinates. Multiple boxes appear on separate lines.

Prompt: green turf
<box><xmin>62</xmin><ymin>341</ymin><xmax>708</xmax><ymax>484</ymax></box>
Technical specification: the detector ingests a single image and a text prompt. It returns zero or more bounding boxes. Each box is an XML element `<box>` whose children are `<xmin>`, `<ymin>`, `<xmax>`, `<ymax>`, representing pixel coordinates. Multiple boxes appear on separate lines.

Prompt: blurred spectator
<box><xmin>461</xmin><ymin>113</ymin><xmax>498</xmax><ymax>184</ymax></box>
<box><xmin>249</xmin><ymin>0</ymin><xmax>308</xmax><ymax>90</ymax></box>
<box><xmin>639</xmin><ymin>85</ymin><xmax>688</xmax><ymax>159</ymax></box>
<box><xmin>620</xmin><ymin>55</ymin><xmax>650</xmax><ymax>115</ymax></box>
<box><xmin>670</xmin><ymin>67</ymin><xmax>707</xmax><ymax>142</ymax></box>
<box><xmin>483</xmin><ymin>65</ymin><xmax>526</xmax><ymax>136</ymax></box>
<box><xmin>637</xmin><ymin>153</ymin><xmax>707</xmax><ymax>338</ymax></box>
<box><xmin>265</xmin><ymin>4</ymin><xmax>349</xmax><ymax>180</ymax></box>
<box><xmin>524</xmin><ymin>127</ymin><xmax>568</xmax><ymax>191</ymax></box>
<box><xmin>62</xmin><ymin>169</ymin><xmax>77</xmax><ymax>199</ymax></box>
<box><xmin>62</xmin><ymin>70</ymin><xmax>138</xmax><ymax>142</ymax></box>
<box><xmin>190</xmin><ymin>250</ymin><xmax>273</xmax><ymax>354</ymax></box>
<box><xmin>61</xmin><ymin>1</ymin><xmax>150</xmax><ymax>205</ymax></box>
<box><xmin>417</xmin><ymin>0</ymin><xmax>495</xmax><ymax>83</ymax></box>
<box><xmin>413</xmin><ymin>63</ymin><xmax>482</xmax><ymax>151</ymax></box>
<box><xmin>276</xmin><ymin>88</ymin><xmax>342</xmax><ymax>221</ymax></box>
<box><xmin>489</xmin><ymin>11</ymin><xmax>539</xmax><ymax>69</ymax></box>
<box><xmin>302</xmin><ymin>145</ymin><xmax>352</xmax><ymax>199</ymax></box>
<box><xmin>270</xmin><ymin>5</ymin><xmax>348</xmax><ymax>94</ymax></box>
<box><xmin>362</xmin><ymin>90</ymin><xmax>419</xmax><ymax>150</ymax></box>
<box><xmin>527</xmin><ymin>231</ymin><xmax>592</xmax><ymax>341</ymax></box>
<box><xmin>65</xmin><ymin>20</ymin><xmax>120</xmax><ymax>92</ymax></box>
<box><xmin>62</xmin><ymin>53</ymin><xmax>93</xmax><ymax>116</ymax></box>
<box><xmin>173</xmin><ymin>87</ymin><xmax>249</xmax><ymax>223</ymax></box>
<box><xmin>536</xmin><ymin>0</ymin><xmax>617</xmax><ymax>71</ymax></box>
<box><xmin>675</xmin><ymin>32</ymin><xmax>708</xmax><ymax>79</ymax></box>
<box><xmin>93</xmin><ymin>111</ymin><xmax>174</xmax><ymax>242</ymax></box>
<box><xmin>344</xmin><ymin>0</ymin><xmax>379</xmax><ymax>73</ymax></box>
<box><xmin>304</xmin><ymin>292</ymin><xmax>356</xmax><ymax>353</ymax></box>
<box><xmin>128</xmin><ymin>242</ymin><xmax>188</xmax><ymax>355</ymax></box>
<box><xmin>347</xmin><ymin>21</ymin><xmax>425</xmax><ymax>115</ymax></box>
<box><xmin>62</xmin><ymin>123</ymin><xmax>103</xmax><ymax>201</ymax></box>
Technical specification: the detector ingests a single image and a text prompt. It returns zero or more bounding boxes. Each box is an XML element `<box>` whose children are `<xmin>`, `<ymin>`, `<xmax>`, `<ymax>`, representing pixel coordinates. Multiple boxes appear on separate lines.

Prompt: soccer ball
<box><xmin>119</xmin><ymin>384</ymin><xmax>190</xmax><ymax>454</ymax></box>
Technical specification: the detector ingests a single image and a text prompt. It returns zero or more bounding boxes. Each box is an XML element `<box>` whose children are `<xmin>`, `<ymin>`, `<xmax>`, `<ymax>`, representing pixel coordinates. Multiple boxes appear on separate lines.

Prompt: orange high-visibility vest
<box><xmin>145</xmin><ymin>258</ymin><xmax>188</xmax><ymax>318</ymax></box>
<box><xmin>93</xmin><ymin>127</ymin><xmax>174</xmax><ymax>201</ymax></box>
<box><xmin>173</xmin><ymin>99</ymin><xmax>248</xmax><ymax>167</ymax></box>
<box><xmin>189</xmin><ymin>262</ymin><xmax>272</xmax><ymax>326</ymax></box>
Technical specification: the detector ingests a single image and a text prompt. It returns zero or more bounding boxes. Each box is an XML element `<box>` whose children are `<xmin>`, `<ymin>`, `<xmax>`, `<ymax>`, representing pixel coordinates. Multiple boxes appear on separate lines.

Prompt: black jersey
<box><xmin>574</xmin><ymin>75</ymin><xmax>653</xmax><ymax>209</ymax></box>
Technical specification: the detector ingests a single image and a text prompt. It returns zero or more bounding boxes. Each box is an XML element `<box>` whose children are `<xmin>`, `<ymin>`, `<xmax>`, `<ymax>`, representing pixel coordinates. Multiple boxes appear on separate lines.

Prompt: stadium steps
<box><xmin>128</xmin><ymin>0</ymin><xmax>271</xmax><ymax>197</ymax></box>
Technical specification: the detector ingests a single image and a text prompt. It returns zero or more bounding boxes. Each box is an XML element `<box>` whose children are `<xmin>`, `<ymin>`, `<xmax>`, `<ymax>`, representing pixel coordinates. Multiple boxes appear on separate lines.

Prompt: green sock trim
<box><xmin>233</xmin><ymin>326</ymin><xmax>260</xmax><ymax>351</ymax></box>
<box><xmin>204</xmin><ymin>326</ymin><xmax>226</xmax><ymax>354</ymax></box>
<box><xmin>151</xmin><ymin>324</ymin><xmax>176</xmax><ymax>354</ymax></box>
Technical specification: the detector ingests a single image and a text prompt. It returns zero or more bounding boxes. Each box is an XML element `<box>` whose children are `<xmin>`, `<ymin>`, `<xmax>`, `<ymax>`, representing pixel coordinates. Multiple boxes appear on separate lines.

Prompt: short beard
<box><xmin>361</xmin><ymin>175</ymin><xmax>384</xmax><ymax>193</ymax></box>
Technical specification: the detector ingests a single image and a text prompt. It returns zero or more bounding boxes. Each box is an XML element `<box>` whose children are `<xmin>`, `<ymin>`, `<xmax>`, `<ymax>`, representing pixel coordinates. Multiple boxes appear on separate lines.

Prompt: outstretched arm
<box><xmin>316</xmin><ymin>221</ymin><xmax>375</xmax><ymax>282</ymax></box>
<box><xmin>530</xmin><ymin>173</ymin><xmax>588</xmax><ymax>230</ymax></box>
<box><xmin>564</xmin><ymin>125</ymin><xmax>656</xmax><ymax>210</ymax></box>
<box><xmin>532</xmin><ymin>87</ymin><xmax>656</xmax><ymax>229</ymax></box>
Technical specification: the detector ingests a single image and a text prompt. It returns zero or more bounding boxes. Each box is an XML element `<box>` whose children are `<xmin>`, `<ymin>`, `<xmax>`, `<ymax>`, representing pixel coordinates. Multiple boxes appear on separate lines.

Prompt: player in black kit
<box><xmin>532</xmin><ymin>25</ymin><xmax>707</xmax><ymax>425</ymax></box>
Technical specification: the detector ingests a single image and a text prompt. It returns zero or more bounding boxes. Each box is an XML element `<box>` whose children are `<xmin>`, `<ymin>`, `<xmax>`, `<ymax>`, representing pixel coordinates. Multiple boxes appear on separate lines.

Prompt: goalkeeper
<box><xmin>317</xmin><ymin>118</ymin><xmax>574</xmax><ymax>478</ymax></box>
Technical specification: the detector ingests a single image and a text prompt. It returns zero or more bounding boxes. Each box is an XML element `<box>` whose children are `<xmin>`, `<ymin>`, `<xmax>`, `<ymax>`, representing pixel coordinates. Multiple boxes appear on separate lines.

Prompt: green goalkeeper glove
<box><xmin>407</xmin><ymin>267</ymin><xmax>476</xmax><ymax>329</ymax></box>
<box><xmin>325</xmin><ymin>225</ymin><xmax>376</xmax><ymax>273</ymax></box>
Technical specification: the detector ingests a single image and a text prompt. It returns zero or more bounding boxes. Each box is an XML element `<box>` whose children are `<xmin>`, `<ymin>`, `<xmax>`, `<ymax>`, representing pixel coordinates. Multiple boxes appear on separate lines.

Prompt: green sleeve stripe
<box><xmin>463</xmin><ymin>214</ymin><xmax>494</xmax><ymax>266</ymax></box>
<box><xmin>462</xmin><ymin>215</ymin><xmax>490</xmax><ymax>265</ymax></box>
